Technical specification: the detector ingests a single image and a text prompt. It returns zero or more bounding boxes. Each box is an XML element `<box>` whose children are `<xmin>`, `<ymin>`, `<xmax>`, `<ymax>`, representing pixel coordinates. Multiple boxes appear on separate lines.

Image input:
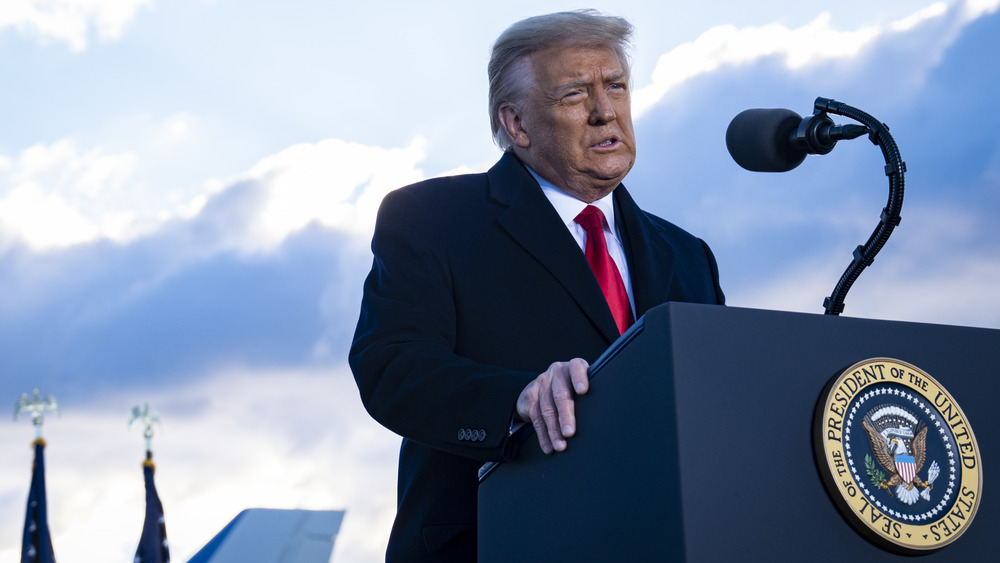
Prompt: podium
<box><xmin>478</xmin><ymin>303</ymin><xmax>999</xmax><ymax>561</ymax></box>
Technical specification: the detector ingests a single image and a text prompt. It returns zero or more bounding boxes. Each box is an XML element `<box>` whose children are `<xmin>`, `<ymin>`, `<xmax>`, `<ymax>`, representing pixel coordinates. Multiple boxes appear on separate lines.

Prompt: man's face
<box><xmin>506</xmin><ymin>45</ymin><xmax>637</xmax><ymax>202</ymax></box>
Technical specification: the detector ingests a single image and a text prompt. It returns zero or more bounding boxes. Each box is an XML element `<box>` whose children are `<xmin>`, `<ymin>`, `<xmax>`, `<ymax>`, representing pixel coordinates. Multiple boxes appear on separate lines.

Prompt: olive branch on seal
<box><xmin>865</xmin><ymin>453</ymin><xmax>886</xmax><ymax>487</ymax></box>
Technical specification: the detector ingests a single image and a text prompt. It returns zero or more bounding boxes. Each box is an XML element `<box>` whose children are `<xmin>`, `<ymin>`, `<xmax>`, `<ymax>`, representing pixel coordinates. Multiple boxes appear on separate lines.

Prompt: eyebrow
<box><xmin>604</xmin><ymin>70</ymin><xmax>628</xmax><ymax>83</ymax></box>
<box><xmin>556</xmin><ymin>70</ymin><xmax>629</xmax><ymax>94</ymax></box>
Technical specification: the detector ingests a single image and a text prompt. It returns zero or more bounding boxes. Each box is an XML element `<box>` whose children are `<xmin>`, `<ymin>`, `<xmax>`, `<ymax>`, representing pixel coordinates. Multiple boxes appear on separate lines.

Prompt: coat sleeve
<box><xmin>699</xmin><ymin>238</ymin><xmax>726</xmax><ymax>306</ymax></box>
<box><xmin>349</xmin><ymin>186</ymin><xmax>537</xmax><ymax>462</ymax></box>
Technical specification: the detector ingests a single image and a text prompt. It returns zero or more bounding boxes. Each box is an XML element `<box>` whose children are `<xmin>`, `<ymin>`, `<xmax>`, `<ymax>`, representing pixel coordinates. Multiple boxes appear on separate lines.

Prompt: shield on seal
<box><xmin>895</xmin><ymin>454</ymin><xmax>916</xmax><ymax>484</ymax></box>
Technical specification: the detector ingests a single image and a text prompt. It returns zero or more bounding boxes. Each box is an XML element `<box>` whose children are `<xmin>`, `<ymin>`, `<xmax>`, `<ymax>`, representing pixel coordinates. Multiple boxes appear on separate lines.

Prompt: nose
<box><xmin>589</xmin><ymin>89</ymin><xmax>617</xmax><ymax>125</ymax></box>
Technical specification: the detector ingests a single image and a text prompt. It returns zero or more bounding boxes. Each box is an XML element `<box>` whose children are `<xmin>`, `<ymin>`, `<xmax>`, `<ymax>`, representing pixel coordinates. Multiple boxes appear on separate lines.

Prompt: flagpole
<box><xmin>131</xmin><ymin>402</ymin><xmax>170</xmax><ymax>563</ymax></box>
<box><xmin>15</xmin><ymin>388</ymin><xmax>59</xmax><ymax>563</ymax></box>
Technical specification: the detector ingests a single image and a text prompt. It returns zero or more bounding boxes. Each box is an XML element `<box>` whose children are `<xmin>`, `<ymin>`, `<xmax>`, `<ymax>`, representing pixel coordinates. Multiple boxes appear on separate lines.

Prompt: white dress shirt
<box><xmin>527</xmin><ymin>168</ymin><xmax>635</xmax><ymax>316</ymax></box>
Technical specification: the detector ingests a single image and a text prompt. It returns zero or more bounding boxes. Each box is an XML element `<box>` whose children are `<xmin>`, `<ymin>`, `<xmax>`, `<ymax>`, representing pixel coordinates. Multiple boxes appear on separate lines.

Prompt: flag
<box><xmin>22</xmin><ymin>439</ymin><xmax>56</xmax><ymax>563</ymax></box>
<box><xmin>134</xmin><ymin>458</ymin><xmax>170</xmax><ymax>563</ymax></box>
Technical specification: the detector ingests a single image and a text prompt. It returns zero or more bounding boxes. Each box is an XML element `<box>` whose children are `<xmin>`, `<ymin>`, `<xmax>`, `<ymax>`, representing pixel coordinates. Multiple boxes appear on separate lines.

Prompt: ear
<box><xmin>498</xmin><ymin>103</ymin><xmax>530</xmax><ymax>149</ymax></box>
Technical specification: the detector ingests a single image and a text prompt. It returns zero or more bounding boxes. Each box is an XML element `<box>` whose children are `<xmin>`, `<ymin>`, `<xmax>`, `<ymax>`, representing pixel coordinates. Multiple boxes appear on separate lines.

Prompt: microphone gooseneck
<box><xmin>815</xmin><ymin>97</ymin><xmax>905</xmax><ymax>316</ymax></box>
<box><xmin>725</xmin><ymin>97</ymin><xmax>905</xmax><ymax>316</ymax></box>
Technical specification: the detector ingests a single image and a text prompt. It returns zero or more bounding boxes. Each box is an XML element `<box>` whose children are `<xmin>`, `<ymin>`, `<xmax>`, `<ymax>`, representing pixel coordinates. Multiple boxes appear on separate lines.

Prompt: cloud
<box><xmin>233</xmin><ymin>136</ymin><xmax>427</xmax><ymax>252</ymax></box>
<box><xmin>0</xmin><ymin>0</ymin><xmax>152</xmax><ymax>52</ymax></box>
<box><xmin>0</xmin><ymin>139</ymin><xmax>139</xmax><ymax>250</ymax></box>
<box><xmin>890</xmin><ymin>2</ymin><xmax>949</xmax><ymax>31</ymax></box>
<box><xmin>631</xmin><ymin>1</ymin><xmax>997</xmax><ymax>118</ymax></box>
<box><xmin>633</xmin><ymin>13</ymin><xmax>876</xmax><ymax>118</ymax></box>
<box><xmin>0</xmin><ymin>133</ymin><xmax>434</xmax><ymax>402</ymax></box>
<box><xmin>964</xmin><ymin>0</ymin><xmax>1000</xmax><ymax>17</ymax></box>
<box><xmin>0</xmin><ymin>134</ymin><xmax>428</xmax><ymax>253</ymax></box>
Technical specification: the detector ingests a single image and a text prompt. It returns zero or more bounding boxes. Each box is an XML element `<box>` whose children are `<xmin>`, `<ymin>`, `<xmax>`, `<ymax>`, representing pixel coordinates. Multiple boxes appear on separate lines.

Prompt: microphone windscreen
<box><xmin>726</xmin><ymin>108</ymin><xmax>807</xmax><ymax>172</ymax></box>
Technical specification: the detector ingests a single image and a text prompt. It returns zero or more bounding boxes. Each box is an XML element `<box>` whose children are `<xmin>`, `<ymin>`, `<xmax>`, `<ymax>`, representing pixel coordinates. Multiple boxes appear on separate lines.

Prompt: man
<box><xmin>350</xmin><ymin>10</ymin><xmax>724</xmax><ymax>562</ymax></box>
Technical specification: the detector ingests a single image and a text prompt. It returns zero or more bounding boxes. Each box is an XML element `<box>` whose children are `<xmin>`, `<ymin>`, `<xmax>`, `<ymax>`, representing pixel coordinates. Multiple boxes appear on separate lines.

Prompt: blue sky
<box><xmin>2</xmin><ymin>1</ymin><xmax>998</xmax><ymax>561</ymax></box>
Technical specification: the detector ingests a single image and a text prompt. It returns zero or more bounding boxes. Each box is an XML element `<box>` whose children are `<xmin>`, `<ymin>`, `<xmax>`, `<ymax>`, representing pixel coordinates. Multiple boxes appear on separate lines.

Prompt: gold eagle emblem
<box><xmin>862</xmin><ymin>405</ymin><xmax>939</xmax><ymax>505</ymax></box>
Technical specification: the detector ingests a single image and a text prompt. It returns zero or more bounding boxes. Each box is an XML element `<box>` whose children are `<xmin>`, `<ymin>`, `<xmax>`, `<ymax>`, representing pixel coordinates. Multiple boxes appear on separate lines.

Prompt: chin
<box><xmin>593</xmin><ymin>161</ymin><xmax>633</xmax><ymax>183</ymax></box>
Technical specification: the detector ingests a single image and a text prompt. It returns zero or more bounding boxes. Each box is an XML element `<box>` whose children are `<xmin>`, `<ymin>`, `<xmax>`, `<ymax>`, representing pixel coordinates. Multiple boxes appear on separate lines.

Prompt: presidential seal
<box><xmin>814</xmin><ymin>358</ymin><xmax>982</xmax><ymax>554</ymax></box>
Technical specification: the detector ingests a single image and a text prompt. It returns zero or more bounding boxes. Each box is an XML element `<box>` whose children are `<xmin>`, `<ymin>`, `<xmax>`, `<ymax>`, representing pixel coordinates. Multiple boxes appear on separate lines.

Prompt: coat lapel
<box><xmin>487</xmin><ymin>154</ymin><xmax>622</xmax><ymax>344</ymax></box>
<box><xmin>614</xmin><ymin>185</ymin><xmax>677</xmax><ymax>319</ymax></box>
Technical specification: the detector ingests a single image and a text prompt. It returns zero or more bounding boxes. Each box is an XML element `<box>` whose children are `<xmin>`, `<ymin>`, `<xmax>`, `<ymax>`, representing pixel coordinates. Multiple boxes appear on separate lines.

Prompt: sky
<box><xmin>1</xmin><ymin>0</ymin><xmax>999</xmax><ymax>561</ymax></box>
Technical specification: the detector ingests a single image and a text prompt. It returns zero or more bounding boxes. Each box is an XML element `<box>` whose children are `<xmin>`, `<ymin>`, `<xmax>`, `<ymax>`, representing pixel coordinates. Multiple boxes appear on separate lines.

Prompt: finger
<box><xmin>572</xmin><ymin>358</ymin><xmax>590</xmax><ymax>393</ymax></box>
<box><xmin>518</xmin><ymin>380</ymin><xmax>555</xmax><ymax>454</ymax></box>
<box><xmin>530</xmin><ymin>407</ymin><xmax>554</xmax><ymax>454</ymax></box>
<box><xmin>552</xmin><ymin>368</ymin><xmax>577</xmax><ymax>439</ymax></box>
<box><xmin>538</xmin><ymin>373</ymin><xmax>566</xmax><ymax>451</ymax></box>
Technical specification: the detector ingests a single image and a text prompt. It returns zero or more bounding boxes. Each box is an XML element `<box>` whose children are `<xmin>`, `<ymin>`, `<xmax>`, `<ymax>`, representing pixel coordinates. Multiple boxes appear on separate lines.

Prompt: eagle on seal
<box><xmin>862</xmin><ymin>416</ymin><xmax>937</xmax><ymax>505</ymax></box>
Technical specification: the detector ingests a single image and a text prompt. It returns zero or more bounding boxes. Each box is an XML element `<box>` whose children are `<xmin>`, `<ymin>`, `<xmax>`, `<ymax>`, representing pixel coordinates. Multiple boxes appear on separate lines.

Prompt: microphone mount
<box><xmin>811</xmin><ymin>97</ymin><xmax>906</xmax><ymax>316</ymax></box>
<box><xmin>791</xmin><ymin>110</ymin><xmax>868</xmax><ymax>157</ymax></box>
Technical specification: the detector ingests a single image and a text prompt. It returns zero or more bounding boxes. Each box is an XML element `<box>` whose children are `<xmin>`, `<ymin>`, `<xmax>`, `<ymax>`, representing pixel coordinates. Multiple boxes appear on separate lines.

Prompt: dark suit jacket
<box><xmin>349</xmin><ymin>152</ymin><xmax>724</xmax><ymax>562</ymax></box>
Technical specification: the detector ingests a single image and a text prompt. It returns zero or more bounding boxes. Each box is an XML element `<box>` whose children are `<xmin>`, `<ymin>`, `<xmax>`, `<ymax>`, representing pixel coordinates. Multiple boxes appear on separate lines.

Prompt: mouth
<box><xmin>592</xmin><ymin>137</ymin><xmax>619</xmax><ymax>149</ymax></box>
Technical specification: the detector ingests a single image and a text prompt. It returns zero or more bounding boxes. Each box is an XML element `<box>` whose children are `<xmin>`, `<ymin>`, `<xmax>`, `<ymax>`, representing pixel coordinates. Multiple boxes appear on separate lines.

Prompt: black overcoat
<box><xmin>350</xmin><ymin>152</ymin><xmax>725</xmax><ymax>561</ymax></box>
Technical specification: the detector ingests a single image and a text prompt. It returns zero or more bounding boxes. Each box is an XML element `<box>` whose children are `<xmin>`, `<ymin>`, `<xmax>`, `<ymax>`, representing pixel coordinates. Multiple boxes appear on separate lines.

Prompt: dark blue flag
<box><xmin>134</xmin><ymin>460</ymin><xmax>170</xmax><ymax>563</ymax></box>
<box><xmin>21</xmin><ymin>439</ymin><xmax>56</xmax><ymax>563</ymax></box>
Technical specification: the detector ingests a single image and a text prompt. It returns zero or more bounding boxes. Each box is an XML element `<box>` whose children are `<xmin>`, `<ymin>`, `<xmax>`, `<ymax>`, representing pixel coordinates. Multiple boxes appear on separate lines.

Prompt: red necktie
<box><xmin>574</xmin><ymin>205</ymin><xmax>633</xmax><ymax>334</ymax></box>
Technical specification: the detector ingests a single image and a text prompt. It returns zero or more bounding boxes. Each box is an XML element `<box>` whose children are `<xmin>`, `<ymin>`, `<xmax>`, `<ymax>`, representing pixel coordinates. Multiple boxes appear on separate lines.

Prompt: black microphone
<box><xmin>726</xmin><ymin>108</ymin><xmax>869</xmax><ymax>172</ymax></box>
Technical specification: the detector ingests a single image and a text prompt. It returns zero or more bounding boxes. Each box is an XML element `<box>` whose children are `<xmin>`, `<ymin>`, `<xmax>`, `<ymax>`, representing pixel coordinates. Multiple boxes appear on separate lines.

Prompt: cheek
<box><xmin>616</xmin><ymin>103</ymin><xmax>635</xmax><ymax>135</ymax></box>
<box><xmin>613</xmin><ymin>113</ymin><xmax>633</xmax><ymax>135</ymax></box>
<box><xmin>541</xmin><ymin>123</ymin><xmax>580</xmax><ymax>155</ymax></box>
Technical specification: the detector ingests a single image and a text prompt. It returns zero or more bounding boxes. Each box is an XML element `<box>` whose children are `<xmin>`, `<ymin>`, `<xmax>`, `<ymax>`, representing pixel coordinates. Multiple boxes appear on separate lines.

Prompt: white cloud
<box><xmin>632</xmin><ymin>2</ymin><xmax>976</xmax><ymax>118</ymax></box>
<box><xmin>890</xmin><ymin>2</ymin><xmax>949</xmax><ymax>31</ymax></box>
<box><xmin>0</xmin><ymin>139</ymin><xmax>138</xmax><ymax>250</ymax></box>
<box><xmin>232</xmin><ymin>136</ymin><xmax>428</xmax><ymax>252</ymax></box>
<box><xmin>0</xmin><ymin>0</ymin><xmax>152</xmax><ymax>52</ymax></box>
<box><xmin>963</xmin><ymin>0</ymin><xmax>1000</xmax><ymax>18</ymax></box>
<box><xmin>0</xmin><ymin>133</ymin><xmax>430</xmax><ymax>254</ymax></box>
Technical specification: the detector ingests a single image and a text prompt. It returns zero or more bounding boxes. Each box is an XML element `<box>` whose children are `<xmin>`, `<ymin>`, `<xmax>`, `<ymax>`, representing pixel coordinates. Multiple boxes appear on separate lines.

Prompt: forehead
<box><xmin>528</xmin><ymin>45</ymin><xmax>627</xmax><ymax>85</ymax></box>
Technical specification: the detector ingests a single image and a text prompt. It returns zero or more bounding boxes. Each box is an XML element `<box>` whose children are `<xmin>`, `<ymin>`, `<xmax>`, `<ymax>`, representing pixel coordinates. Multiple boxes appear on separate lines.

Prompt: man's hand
<box><xmin>516</xmin><ymin>358</ymin><xmax>590</xmax><ymax>454</ymax></box>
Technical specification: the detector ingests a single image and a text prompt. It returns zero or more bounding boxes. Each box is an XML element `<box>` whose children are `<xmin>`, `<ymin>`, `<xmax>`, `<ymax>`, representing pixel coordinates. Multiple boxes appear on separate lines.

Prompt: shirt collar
<box><xmin>527</xmin><ymin>167</ymin><xmax>617</xmax><ymax>233</ymax></box>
